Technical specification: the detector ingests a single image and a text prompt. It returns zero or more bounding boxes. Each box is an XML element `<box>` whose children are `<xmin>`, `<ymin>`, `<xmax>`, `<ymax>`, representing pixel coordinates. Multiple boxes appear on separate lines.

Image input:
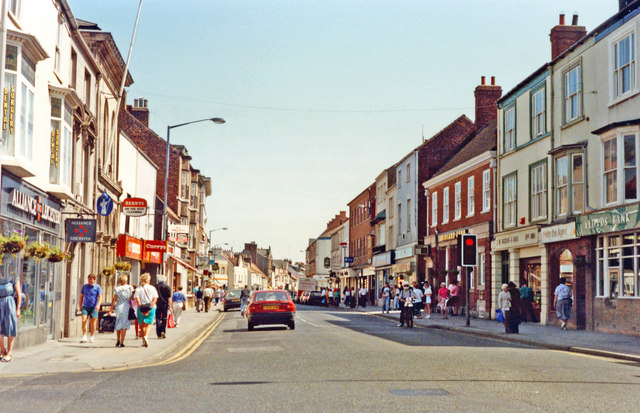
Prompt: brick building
<box><xmin>347</xmin><ymin>183</ymin><xmax>376</xmax><ymax>295</ymax></box>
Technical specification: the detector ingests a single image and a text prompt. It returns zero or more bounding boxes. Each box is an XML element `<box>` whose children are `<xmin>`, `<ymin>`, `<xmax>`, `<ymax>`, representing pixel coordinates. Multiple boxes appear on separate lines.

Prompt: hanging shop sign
<box><xmin>395</xmin><ymin>245</ymin><xmax>415</xmax><ymax>260</ymax></box>
<box><xmin>168</xmin><ymin>224</ymin><xmax>188</xmax><ymax>234</ymax></box>
<box><xmin>116</xmin><ymin>234</ymin><xmax>143</xmax><ymax>260</ymax></box>
<box><xmin>143</xmin><ymin>250</ymin><xmax>162</xmax><ymax>264</ymax></box>
<box><xmin>122</xmin><ymin>197</ymin><xmax>148</xmax><ymax>217</ymax></box>
<box><xmin>576</xmin><ymin>204</ymin><xmax>640</xmax><ymax>236</ymax></box>
<box><xmin>144</xmin><ymin>240</ymin><xmax>167</xmax><ymax>254</ymax></box>
<box><xmin>96</xmin><ymin>190</ymin><xmax>114</xmax><ymax>216</ymax></box>
<box><xmin>3</xmin><ymin>84</ymin><xmax>15</xmax><ymax>134</ymax></box>
<box><xmin>65</xmin><ymin>219</ymin><xmax>97</xmax><ymax>242</ymax></box>
<box><xmin>1</xmin><ymin>173</ymin><xmax>62</xmax><ymax>233</ymax></box>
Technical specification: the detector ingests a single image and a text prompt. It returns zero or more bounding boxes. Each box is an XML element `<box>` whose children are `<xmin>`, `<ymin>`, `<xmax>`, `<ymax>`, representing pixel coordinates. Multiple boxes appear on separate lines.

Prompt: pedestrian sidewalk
<box><xmin>0</xmin><ymin>305</ymin><xmax>222</xmax><ymax>376</ymax></box>
<box><xmin>337</xmin><ymin>303</ymin><xmax>640</xmax><ymax>362</ymax></box>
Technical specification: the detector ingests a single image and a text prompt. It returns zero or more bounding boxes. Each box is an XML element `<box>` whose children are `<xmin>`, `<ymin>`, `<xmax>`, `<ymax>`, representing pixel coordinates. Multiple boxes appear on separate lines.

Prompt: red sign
<box><xmin>122</xmin><ymin>197</ymin><xmax>148</xmax><ymax>217</ymax></box>
<box><xmin>144</xmin><ymin>240</ymin><xmax>167</xmax><ymax>253</ymax></box>
<box><xmin>143</xmin><ymin>251</ymin><xmax>162</xmax><ymax>264</ymax></box>
<box><xmin>116</xmin><ymin>235</ymin><xmax>143</xmax><ymax>260</ymax></box>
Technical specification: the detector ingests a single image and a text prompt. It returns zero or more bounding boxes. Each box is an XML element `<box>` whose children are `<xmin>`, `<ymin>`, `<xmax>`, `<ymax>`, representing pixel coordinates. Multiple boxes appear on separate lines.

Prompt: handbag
<box><xmin>138</xmin><ymin>286</ymin><xmax>152</xmax><ymax>314</ymax></box>
<box><xmin>128</xmin><ymin>307</ymin><xmax>137</xmax><ymax>320</ymax></box>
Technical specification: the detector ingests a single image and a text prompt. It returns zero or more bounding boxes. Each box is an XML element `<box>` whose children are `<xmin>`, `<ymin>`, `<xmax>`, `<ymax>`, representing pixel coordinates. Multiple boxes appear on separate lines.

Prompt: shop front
<box><xmin>392</xmin><ymin>244</ymin><xmax>416</xmax><ymax>285</ymax></box>
<box><xmin>491</xmin><ymin>227</ymin><xmax>548</xmax><ymax>323</ymax></box>
<box><xmin>142</xmin><ymin>240</ymin><xmax>164</xmax><ymax>286</ymax></box>
<box><xmin>116</xmin><ymin>234</ymin><xmax>143</xmax><ymax>287</ymax></box>
<box><xmin>577</xmin><ymin>205</ymin><xmax>640</xmax><ymax>335</ymax></box>
<box><xmin>0</xmin><ymin>172</ymin><xmax>63</xmax><ymax>347</ymax></box>
<box><xmin>372</xmin><ymin>250</ymin><xmax>394</xmax><ymax>304</ymax></box>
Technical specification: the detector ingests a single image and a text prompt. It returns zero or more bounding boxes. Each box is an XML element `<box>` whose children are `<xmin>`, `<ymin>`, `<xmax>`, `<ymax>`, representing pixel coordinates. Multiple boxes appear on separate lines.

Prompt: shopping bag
<box><xmin>167</xmin><ymin>312</ymin><xmax>176</xmax><ymax>328</ymax></box>
<box><xmin>496</xmin><ymin>309</ymin><xmax>504</xmax><ymax>322</ymax></box>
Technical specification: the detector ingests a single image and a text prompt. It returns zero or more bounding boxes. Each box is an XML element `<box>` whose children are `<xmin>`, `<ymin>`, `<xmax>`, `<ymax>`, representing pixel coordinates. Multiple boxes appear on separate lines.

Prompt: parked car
<box><xmin>223</xmin><ymin>289</ymin><xmax>243</xmax><ymax>312</ymax></box>
<box><xmin>306</xmin><ymin>290</ymin><xmax>326</xmax><ymax>306</ymax></box>
<box><xmin>247</xmin><ymin>290</ymin><xmax>296</xmax><ymax>331</ymax></box>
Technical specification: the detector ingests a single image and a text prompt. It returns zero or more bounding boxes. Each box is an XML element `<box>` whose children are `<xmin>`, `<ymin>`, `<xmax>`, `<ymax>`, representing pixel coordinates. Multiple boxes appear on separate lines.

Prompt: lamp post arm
<box><xmin>169</xmin><ymin>117</ymin><xmax>224</xmax><ymax>130</ymax></box>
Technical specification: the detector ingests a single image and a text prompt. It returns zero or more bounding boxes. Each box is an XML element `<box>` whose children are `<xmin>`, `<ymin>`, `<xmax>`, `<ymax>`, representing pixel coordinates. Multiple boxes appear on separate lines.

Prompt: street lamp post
<box><xmin>162</xmin><ymin>117</ymin><xmax>225</xmax><ymax>276</ymax></box>
<box><xmin>208</xmin><ymin>227</ymin><xmax>228</xmax><ymax>245</ymax></box>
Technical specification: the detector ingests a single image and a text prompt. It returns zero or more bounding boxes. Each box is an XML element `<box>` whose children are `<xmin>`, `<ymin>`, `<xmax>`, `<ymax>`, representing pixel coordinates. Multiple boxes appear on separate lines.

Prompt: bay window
<box><xmin>49</xmin><ymin>96</ymin><xmax>73</xmax><ymax>189</ymax></box>
<box><xmin>572</xmin><ymin>154</ymin><xmax>584</xmax><ymax>214</ymax></box>
<box><xmin>555</xmin><ymin>157</ymin><xmax>568</xmax><ymax>217</ymax></box>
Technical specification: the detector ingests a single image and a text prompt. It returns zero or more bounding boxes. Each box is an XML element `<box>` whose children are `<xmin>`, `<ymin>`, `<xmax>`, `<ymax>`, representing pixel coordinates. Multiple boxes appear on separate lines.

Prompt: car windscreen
<box><xmin>253</xmin><ymin>291</ymin><xmax>289</xmax><ymax>302</ymax></box>
<box><xmin>226</xmin><ymin>290</ymin><xmax>242</xmax><ymax>298</ymax></box>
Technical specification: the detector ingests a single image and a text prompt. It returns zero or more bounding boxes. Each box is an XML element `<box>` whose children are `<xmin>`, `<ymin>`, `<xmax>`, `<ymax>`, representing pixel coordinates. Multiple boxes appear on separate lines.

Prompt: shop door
<box><xmin>520</xmin><ymin>258</ymin><xmax>542</xmax><ymax>322</ymax></box>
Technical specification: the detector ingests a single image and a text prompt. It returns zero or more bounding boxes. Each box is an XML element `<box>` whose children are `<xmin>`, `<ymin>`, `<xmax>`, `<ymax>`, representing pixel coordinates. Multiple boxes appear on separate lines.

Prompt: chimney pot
<box><xmin>572</xmin><ymin>14</ymin><xmax>578</xmax><ymax>25</ymax></box>
<box><xmin>559</xmin><ymin>14</ymin><xmax>565</xmax><ymax>25</ymax></box>
<box><xmin>481</xmin><ymin>76</ymin><xmax>486</xmax><ymax>85</ymax></box>
<box><xmin>491</xmin><ymin>76</ymin><xmax>496</xmax><ymax>86</ymax></box>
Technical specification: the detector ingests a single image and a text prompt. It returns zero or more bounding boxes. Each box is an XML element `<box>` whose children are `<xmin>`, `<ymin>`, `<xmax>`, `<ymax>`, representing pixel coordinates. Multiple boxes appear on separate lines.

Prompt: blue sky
<box><xmin>68</xmin><ymin>0</ymin><xmax>618</xmax><ymax>262</ymax></box>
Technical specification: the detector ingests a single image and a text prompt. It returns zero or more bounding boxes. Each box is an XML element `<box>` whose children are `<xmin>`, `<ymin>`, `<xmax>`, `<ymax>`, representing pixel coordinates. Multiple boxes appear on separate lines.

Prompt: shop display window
<box><xmin>597</xmin><ymin>232</ymin><xmax>640</xmax><ymax>298</ymax></box>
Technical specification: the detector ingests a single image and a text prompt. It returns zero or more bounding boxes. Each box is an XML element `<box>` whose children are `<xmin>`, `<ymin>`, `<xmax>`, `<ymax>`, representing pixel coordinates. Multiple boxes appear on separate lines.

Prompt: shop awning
<box><xmin>371</xmin><ymin>209</ymin><xmax>386</xmax><ymax>224</ymax></box>
<box><xmin>169</xmin><ymin>255</ymin><xmax>203</xmax><ymax>275</ymax></box>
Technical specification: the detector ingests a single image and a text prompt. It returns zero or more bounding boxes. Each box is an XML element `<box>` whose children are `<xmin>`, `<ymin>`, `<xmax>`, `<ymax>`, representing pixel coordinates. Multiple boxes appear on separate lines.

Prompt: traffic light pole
<box><xmin>465</xmin><ymin>266</ymin><xmax>470</xmax><ymax>327</ymax></box>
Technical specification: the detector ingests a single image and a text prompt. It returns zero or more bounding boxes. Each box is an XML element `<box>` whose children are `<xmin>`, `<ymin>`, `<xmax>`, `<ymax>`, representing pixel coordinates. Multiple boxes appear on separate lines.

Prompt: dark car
<box><xmin>306</xmin><ymin>290</ymin><xmax>326</xmax><ymax>306</ymax></box>
<box><xmin>247</xmin><ymin>290</ymin><xmax>296</xmax><ymax>331</ymax></box>
<box><xmin>222</xmin><ymin>289</ymin><xmax>243</xmax><ymax>312</ymax></box>
<box><xmin>299</xmin><ymin>290</ymin><xmax>310</xmax><ymax>304</ymax></box>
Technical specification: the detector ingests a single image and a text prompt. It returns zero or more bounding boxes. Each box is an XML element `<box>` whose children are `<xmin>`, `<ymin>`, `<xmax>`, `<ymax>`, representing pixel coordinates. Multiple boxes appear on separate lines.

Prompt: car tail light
<box><xmin>286</xmin><ymin>302</ymin><xmax>295</xmax><ymax>312</ymax></box>
<box><xmin>223</xmin><ymin>298</ymin><xmax>227</xmax><ymax>304</ymax></box>
<box><xmin>248</xmin><ymin>303</ymin><xmax>258</xmax><ymax>313</ymax></box>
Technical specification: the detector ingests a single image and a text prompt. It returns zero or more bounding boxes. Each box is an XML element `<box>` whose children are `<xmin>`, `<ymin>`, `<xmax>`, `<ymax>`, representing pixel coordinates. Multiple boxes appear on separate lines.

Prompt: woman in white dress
<box><xmin>108</xmin><ymin>274</ymin><xmax>134</xmax><ymax>347</ymax></box>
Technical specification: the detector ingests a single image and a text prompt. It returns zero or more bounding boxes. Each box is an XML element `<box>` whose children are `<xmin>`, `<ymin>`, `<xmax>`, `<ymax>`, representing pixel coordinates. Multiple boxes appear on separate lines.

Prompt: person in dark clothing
<box><xmin>155</xmin><ymin>276</ymin><xmax>173</xmax><ymax>339</ymax></box>
<box><xmin>195</xmin><ymin>287</ymin><xmax>204</xmax><ymax>312</ymax></box>
<box><xmin>519</xmin><ymin>282</ymin><xmax>538</xmax><ymax>322</ymax></box>
<box><xmin>506</xmin><ymin>282</ymin><xmax>521</xmax><ymax>333</ymax></box>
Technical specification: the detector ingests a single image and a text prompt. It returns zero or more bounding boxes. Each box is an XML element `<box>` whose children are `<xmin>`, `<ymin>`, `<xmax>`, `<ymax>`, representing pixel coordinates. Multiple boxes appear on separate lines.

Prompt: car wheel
<box><xmin>248</xmin><ymin>322</ymin><xmax>254</xmax><ymax>331</ymax></box>
<box><xmin>288</xmin><ymin>321</ymin><xmax>295</xmax><ymax>330</ymax></box>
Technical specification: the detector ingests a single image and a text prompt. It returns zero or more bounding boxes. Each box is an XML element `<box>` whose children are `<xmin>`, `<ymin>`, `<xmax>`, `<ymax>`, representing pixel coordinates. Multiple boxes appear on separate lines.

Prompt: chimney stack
<box><xmin>474</xmin><ymin>76</ymin><xmax>502</xmax><ymax>132</ymax></box>
<box><xmin>550</xmin><ymin>13</ymin><xmax>586</xmax><ymax>60</ymax></box>
<box><xmin>129</xmin><ymin>97</ymin><xmax>150</xmax><ymax>127</ymax></box>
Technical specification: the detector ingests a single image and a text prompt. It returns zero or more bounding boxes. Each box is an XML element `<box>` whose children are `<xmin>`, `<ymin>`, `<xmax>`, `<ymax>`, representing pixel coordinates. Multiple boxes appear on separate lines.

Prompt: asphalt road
<box><xmin>2</xmin><ymin>306</ymin><xmax>640</xmax><ymax>412</ymax></box>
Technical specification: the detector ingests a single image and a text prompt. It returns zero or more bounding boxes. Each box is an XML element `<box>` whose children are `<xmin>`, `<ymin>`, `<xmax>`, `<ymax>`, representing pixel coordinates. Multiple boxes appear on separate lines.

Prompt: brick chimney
<box><xmin>550</xmin><ymin>14</ymin><xmax>586</xmax><ymax>60</ymax></box>
<box><xmin>129</xmin><ymin>97</ymin><xmax>149</xmax><ymax>127</ymax></box>
<box><xmin>474</xmin><ymin>76</ymin><xmax>502</xmax><ymax>132</ymax></box>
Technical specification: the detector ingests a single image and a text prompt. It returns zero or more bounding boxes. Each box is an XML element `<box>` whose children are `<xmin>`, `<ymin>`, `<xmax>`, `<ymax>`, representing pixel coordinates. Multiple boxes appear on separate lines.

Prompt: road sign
<box><xmin>96</xmin><ymin>191</ymin><xmax>113</xmax><ymax>216</ymax></box>
<box><xmin>122</xmin><ymin>197</ymin><xmax>147</xmax><ymax>217</ymax></box>
<box><xmin>344</xmin><ymin>256</ymin><xmax>354</xmax><ymax>264</ymax></box>
<box><xmin>65</xmin><ymin>219</ymin><xmax>97</xmax><ymax>242</ymax></box>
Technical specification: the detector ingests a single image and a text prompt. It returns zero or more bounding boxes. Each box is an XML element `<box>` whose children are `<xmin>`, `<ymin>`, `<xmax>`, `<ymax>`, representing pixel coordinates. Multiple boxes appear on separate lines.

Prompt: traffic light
<box><xmin>460</xmin><ymin>234</ymin><xmax>477</xmax><ymax>267</ymax></box>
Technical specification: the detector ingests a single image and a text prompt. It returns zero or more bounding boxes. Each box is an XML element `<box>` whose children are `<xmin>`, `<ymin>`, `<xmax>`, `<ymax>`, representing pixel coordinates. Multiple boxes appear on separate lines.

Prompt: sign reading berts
<box><xmin>65</xmin><ymin>219</ymin><xmax>97</xmax><ymax>242</ymax></box>
<box><xmin>122</xmin><ymin>197</ymin><xmax>148</xmax><ymax>217</ymax></box>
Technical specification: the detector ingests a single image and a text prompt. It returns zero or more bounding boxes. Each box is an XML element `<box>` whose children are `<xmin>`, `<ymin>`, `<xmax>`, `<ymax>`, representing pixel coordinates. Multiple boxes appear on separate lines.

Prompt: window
<box><xmin>469</xmin><ymin>267</ymin><xmax>475</xmax><ymax>290</ymax></box>
<box><xmin>406</xmin><ymin>163</ymin><xmax>410</xmax><ymax>183</ymax></box>
<box><xmin>454</xmin><ymin>182</ymin><xmax>461</xmax><ymax>220</ymax></box>
<box><xmin>8</xmin><ymin>0</ymin><xmax>20</xmax><ymax>17</ymax></box>
<box><xmin>84</xmin><ymin>69</ymin><xmax>91</xmax><ymax>107</ymax></box>
<box><xmin>388</xmin><ymin>197</ymin><xmax>394</xmax><ymax>218</ymax></box>
<box><xmin>482</xmin><ymin>170</ymin><xmax>490</xmax><ymax>212</ymax></box>
<box><xmin>613</xmin><ymin>32</ymin><xmax>636</xmax><ymax>99</ymax></box>
<box><xmin>564</xmin><ymin>64</ymin><xmax>582</xmax><ymax>122</ymax></box>
<box><xmin>397</xmin><ymin>203</ymin><xmax>402</xmax><ymax>235</ymax></box>
<box><xmin>1</xmin><ymin>44</ymin><xmax>35</xmax><ymax>160</ymax></box>
<box><xmin>397</xmin><ymin>170</ymin><xmax>402</xmax><ymax>188</ymax></box>
<box><xmin>602</xmin><ymin>133</ymin><xmax>639</xmax><ymax>205</ymax></box>
<box><xmin>596</xmin><ymin>233</ymin><xmax>640</xmax><ymax>298</ymax></box>
<box><xmin>531</xmin><ymin>87</ymin><xmax>545</xmax><ymax>137</ymax></box>
<box><xmin>49</xmin><ymin>97</ymin><xmax>72</xmax><ymax>188</ymax></box>
<box><xmin>503</xmin><ymin>174</ymin><xmax>517</xmax><ymax>228</ymax></box>
<box><xmin>431</xmin><ymin>191</ymin><xmax>438</xmax><ymax>226</ymax></box>
<box><xmin>504</xmin><ymin>106</ymin><xmax>515</xmax><ymax>152</ymax></box>
<box><xmin>70</xmin><ymin>49</ymin><xmax>77</xmax><ymax>89</ymax></box>
<box><xmin>555</xmin><ymin>156</ymin><xmax>568</xmax><ymax>217</ymax></box>
<box><xmin>443</xmin><ymin>187</ymin><xmax>449</xmax><ymax>224</ymax></box>
<box><xmin>181</xmin><ymin>171</ymin><xmax>189</xmax><ymax>199</ymax></box>
<box><xmin>530</xmin><ymin>162</ymin><xmax>547</xmax><ymax>221</ymax></box>
<box><xmin>479</xmin><ymin>253</ymin><xmax>486</xmax><ymax>285</ymax></box>
<box><xmin>572</xmin><ymin>154</ymin><xmax>584</xmax><ymax>214</ymax></box>
<box><xmin>467</xmin><ymin>176</ymin><xmax>475</xmax><ymax>216</ymax></box>
<box><xmin>189</xmin><ymin>224</ymin><xmax>195</xmax><ymax>248</ymax></box>
<box><xmin>406</xmin><ymin>199</ymin><xmax>411</xmax><ymax>231</ymax></box>
<box><xmin>190</xmin><ymin>182</ymin><xmax>197</xmax><ymax>208</ymax></box>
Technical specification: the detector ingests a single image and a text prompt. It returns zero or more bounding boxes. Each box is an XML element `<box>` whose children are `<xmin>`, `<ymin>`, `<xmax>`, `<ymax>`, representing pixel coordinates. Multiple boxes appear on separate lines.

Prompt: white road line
<box><xmin>296</xmin><ymin>314</ymin><xmax>320</xmax><ymax>327</ymax></box>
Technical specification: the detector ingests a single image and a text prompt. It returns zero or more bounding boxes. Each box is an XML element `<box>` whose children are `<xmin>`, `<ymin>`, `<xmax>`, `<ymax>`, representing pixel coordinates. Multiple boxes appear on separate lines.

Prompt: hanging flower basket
<box><xmin>47</xmin><ymin>246</ymin><xmax>70</xmax><ymax>263</ymax></box>
<box><xmin>102</xmin><ymin>266</ymin><xmax>115</xmax><ymax>277</ymax></box>
<box><xmin>114</xmin><ymin>261</ymin><xmax>131</xmax><ymax>272</ymax></box>
<box><xmin>26</xmin><ymin>242</ymin><xmax>50</xmax><ymax>260</ymax></box>
<box><xmin>1</xmin><ymin>231</ymin><xmax>27</xmax><ymax>254</ymax></box>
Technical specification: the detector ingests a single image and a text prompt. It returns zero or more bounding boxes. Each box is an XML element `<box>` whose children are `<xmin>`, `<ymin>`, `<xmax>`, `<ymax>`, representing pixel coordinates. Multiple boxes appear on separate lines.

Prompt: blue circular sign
<box><xmin>97</xmin><ymin>191</ymin><xmax>114</xmax><ymax>216</ymax></box>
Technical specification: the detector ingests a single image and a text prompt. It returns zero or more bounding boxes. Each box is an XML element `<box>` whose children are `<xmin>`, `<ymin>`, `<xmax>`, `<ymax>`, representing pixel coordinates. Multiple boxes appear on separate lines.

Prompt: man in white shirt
<box><xmin>358</xmin><ymin>286</ymin><xmax>368</xmax><ymax>308</ymax></box>
<box><xmin>381</xmin><ymin>282</ymin><xmax>391</xmax><ymax>313</ymax></box>
<box><xmin>203</xmin><ymin>285</ymin><xmax>214</xmax><ymax>312</ymax></box>
<box><xmin>411</xmin><ymin>281</ymin><xmax>424</xmax><ymax>319</ymax></box>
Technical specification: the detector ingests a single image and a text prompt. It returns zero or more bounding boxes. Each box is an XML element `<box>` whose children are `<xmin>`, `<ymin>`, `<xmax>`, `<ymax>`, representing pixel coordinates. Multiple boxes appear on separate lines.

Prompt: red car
<box><xmin>247</xmin><ymin>290</ymin><xmax>296</xmax><ymax>331</ymax></box>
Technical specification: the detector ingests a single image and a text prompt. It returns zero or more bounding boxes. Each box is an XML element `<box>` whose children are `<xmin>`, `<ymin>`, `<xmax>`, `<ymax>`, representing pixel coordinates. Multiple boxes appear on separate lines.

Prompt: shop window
<box><xmin>559</xmin><ymin>249</ymin><xmax>574</xmax><ymax>288</ymax></box>
<box><xmin>597</xmin><ymin>233</ymin><xmax>640</xmax><ymax>298</ymax></box>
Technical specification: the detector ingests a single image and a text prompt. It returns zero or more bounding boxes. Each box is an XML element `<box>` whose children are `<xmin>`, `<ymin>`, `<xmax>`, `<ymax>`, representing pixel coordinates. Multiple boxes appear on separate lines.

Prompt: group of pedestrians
<box><xmin>194</xmin><ymin>284</ymin><xmax>224</xmax><ymax>312</ymax></box>
<box><xmin>341</xmin><ymin>286</ymin><xmax>369</xmax><ymax>308</ymax></box>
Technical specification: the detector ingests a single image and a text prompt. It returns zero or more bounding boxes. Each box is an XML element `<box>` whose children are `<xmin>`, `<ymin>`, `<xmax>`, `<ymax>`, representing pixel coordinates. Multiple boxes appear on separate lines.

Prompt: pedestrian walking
<box><xmin>130</xmin><ymin>284</ymin><xmax>140</xmax><ymax>339</ymax></box>
<box><xmin>108</xmin><ymin>274</ymin><xmax>134</xmax><ymax>347</ymax></box>
<box><xmin>396</xmin><ymin>282</ymin><xmax>412</xmax><ymax>327</ymax></box>
<box><xmin>78</xmin><ymin>274</ymin><xmax>102</xmax><ymax>343</ymax></box>
<box><xmin>155</xmin><ymin>275</ymin><xmax>172</xmax><ymax>339</ymax></box>
<box><xmin>448</xmin><ymin>279</ymin><xmax>460</xmax><ymax>316</ymax></box>
<box><xmin>411</xmin><ymin>281</ymin><xmax>424</xmax><ymax>318</ymax></box>
<box><xmin>203</xmin><ymin>285</ymin><xmax>214</xmax><ymax>312</ymax></box>
<box><xmin>519</xmin><ymin>282</ymin><xmax>538</xmax><ymax>322</ymax></box>
<box><xmin>172</xmin><ymin>286</ymin><xmax>187</xmax><ymax>327</ymax></box>
<box><xmin>437</xmin><ymin>282</ymin><xmax>450</xmax><ymax>319</ymax></box>
<box><xmin>214</xmin><ymin>287</ymin><xmax>221</xmax><ymax>305</ymax></box>
<box><xmin>343</xmin><ymin>287</ymin><xmax>351</xmax><ymax>307</ymax></box>
<box><xmin>393</xmin><ymin>285</ymin><xmax>400</xmax><ymax>310</ymax></box>
<box><xmin>497</xmin><ymin>283</ymin><xmax>511</xmax><ymax>333</ymax></box>
<box><xmin>381</xmin><ymin>282</ymin><xmax>391</xmax><ymax>313</ymax></box>
<box><xmin>135</xmin><ymin>273</ymin><xmax>158</xmax><ymax>348</ymax></box>
<box><xmin>553</xmin><ymin>277</ymin><xmax>573</xmax><ymax>330</ymax></box>
<box><xmin>0</xmin><ymin>274</ymin><xmax>21</xmax><ymax>363</ymax></box>
<box><xmin>349</xmin><ymin>287</ymin><xmax>356</xmax><ymax>308</ymax></box>
<box><xmin>424</xmin><ymin>281</ymin><xmax>432</xmax><ymax>319</ymax></box>
<box><xmin>195</xmin><ymin>286</ymin><xmax>204</xmax><ymax>312</ymax></box>
<box><xmin>358</xmin><ymin>286</ymin><xmax>367</xmax><ymax>308</ymax></box>
<box><xmin>506</xmin><ymin>282</ymin><xmax>521</xmax><ymax>333</ymax></box>
<box><xmin>333</xmin><ymin>289</ymin><xmax>340</xmax><ymax>307</ymax></box>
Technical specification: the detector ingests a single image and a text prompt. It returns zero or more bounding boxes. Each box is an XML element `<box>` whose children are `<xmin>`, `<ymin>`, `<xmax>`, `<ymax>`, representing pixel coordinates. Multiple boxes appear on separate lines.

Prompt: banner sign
<box><xmin>65</xmin><ymin>219</ymin><xmax>97</xmax><ymax>242</ymax></box>
<box><xmin>122</xmin><ymin>197</ymin><xmax>147</xmax><ymax>217</ymax></box>
<box><xmin>576</xmin><ymin>204</ymin><xmax>640</xmax><ymax>236</ymax></box>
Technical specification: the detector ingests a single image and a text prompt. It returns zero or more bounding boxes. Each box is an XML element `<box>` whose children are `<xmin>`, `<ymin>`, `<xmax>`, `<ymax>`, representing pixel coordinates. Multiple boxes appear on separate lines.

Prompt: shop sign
<box><xmin>168</xmin><ymin>234</ymin><xmax>189</xmax><ymax>243</ymax></box>
<box><xmin>541</xmin><ymin>222</ymin><xmax>577</xmax><ymax>243</ymax></box>
<box><xmin>96</xmin><ymin>191</ymin><xmax>114</xmax><ymax>216</ymax></box>
<box><xmin>144</xmin><ymin>240</ymin><xmax>167</xmax><ymax>253</ymax></box>
<box><xmin>298</xmin><ymin>277</ymin><xmax>317</xmax><ymax>290</ymax></box>
<box><xmin>3</xmin><ymin>85</ymin><xmax>15</xmax><ymax>134</ymax></box>
<box><xmin>168</xmin><ymin>224</ymin><xmax>188</xmax><ymax>234</ymax></box>
<box><xmin>65</xmin><ymin>219</ymin><xmax>97</xmax><ymax>242</ymax></box>
<box><xmin>197</xmin><ymin>256</ymin><xmax>209</xmax><ymax>268</ymax></box>
<box><xmin>576</xmin><ymin>204</ymin><xmax>640</xmax><ymax>236</ymax></box>
<box><xmin>143</xmin><ymin>250</ymin><xmax>162</xmax><ymax>264</ymax></box>
<box><xmin>9</xmin><ymin>189</ymin><xmax>61</xmax><ymax>225</ymax></box>
<box><xmin>122</xmin><ymin>198</ymin><xmax>148</xmax><ymax>217</ymax></box>
<box><xmin>494</xmin><ymin>228</ymin><xmax>539</xmax><ymax>250</ymax></box>
<box><xmin>395</xmin><ymin>245</ymin><xmax>414</xmax><ymax>260</ymax></box>
<box><xmin>116</xmin><ymin>234</ymin><xmax>143</xmax><ymax>260</ymax></box>
<box><xmin>372</xmin><ymin>251</ymin><xmax>394</xmax><ymax>267</ymax></box>
<box><xmin>392</xmin><ymin>262</ymin><xmax>412</xmax><ymax>273</ymax></box>
<box><xmin>438</xmin><ymin>229</ymin><xmax>468</xmax><ymax>243</ymax></box>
